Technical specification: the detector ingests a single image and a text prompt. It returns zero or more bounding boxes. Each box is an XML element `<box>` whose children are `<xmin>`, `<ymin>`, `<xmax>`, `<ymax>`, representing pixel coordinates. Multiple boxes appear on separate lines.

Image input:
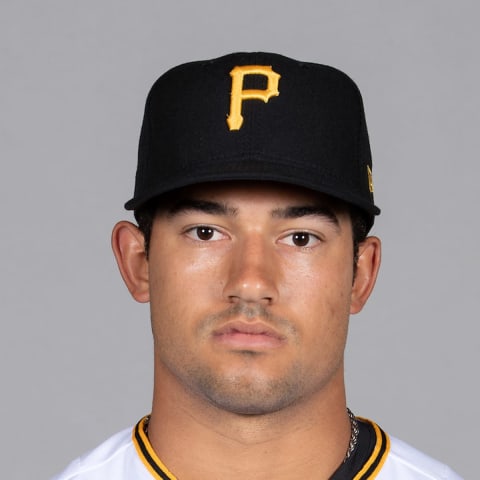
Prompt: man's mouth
<box><xmin>212</xmin><ymin>320</ymin><xmax>286</xmax><ymax>350</ymax></box>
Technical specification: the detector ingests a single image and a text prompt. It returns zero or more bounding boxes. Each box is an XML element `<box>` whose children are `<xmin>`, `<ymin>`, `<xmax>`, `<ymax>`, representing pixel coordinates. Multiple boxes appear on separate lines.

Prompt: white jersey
<box><xmin>52</xmin><ymin>416</ymin><xmax>462</xmax><ymax>480</ymax></box>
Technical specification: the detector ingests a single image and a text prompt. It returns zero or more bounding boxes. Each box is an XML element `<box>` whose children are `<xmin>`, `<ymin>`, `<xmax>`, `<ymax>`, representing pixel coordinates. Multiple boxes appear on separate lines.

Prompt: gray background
<box><xmin>1</xmin><ymin>1</ymin><xmax>478</xmax><ymax>478</ymax></box>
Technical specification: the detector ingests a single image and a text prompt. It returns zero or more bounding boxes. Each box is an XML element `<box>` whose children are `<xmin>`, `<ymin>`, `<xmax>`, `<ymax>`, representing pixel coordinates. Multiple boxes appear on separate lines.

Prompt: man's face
<box><xmin>140</xmin><ymin>181</ymin><xmax>376</xmax><ymax>415</ymax></box>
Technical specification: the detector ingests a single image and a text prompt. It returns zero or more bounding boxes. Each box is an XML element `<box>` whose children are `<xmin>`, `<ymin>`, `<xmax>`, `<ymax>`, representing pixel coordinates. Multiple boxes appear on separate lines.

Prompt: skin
<box><xmin>112</xmin><ymin>181</ymin><xmax>381</xmax><ymax>480</ymax></box>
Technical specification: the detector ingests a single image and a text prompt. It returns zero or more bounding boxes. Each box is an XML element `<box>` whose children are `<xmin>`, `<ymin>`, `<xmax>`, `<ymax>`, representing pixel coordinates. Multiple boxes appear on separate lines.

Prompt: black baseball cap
<box><xmin>125</xmin><ymin>52</ymin><xmax>380</xmax><ymax>228</ymax></box>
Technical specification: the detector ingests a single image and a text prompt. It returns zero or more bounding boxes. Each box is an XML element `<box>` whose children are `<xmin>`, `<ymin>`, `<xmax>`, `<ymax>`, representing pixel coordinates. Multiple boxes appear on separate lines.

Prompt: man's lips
<box><xmin>212</xmin><ymin>320</ymin><xmax>286</xmax><ymax>350</ymax></box>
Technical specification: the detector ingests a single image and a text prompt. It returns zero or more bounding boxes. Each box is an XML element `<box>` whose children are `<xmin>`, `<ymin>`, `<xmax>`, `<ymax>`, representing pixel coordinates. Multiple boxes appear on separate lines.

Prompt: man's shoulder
<box><xmin>379</xmin><ymin>435</ymin><xmax>462</xmax><ymax>479</ymax></box>
<box><xmin>51</xmin><ymin>425</ymin><xmax>148</xmax><ymax>480</ymax></box>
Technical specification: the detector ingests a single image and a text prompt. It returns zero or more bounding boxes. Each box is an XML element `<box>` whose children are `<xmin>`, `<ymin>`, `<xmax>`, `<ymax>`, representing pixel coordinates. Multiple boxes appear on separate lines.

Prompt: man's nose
<box><xmin>222</xmin><ymin>235</ymin><xmax>279</xmax><ymax>305</ymax></box>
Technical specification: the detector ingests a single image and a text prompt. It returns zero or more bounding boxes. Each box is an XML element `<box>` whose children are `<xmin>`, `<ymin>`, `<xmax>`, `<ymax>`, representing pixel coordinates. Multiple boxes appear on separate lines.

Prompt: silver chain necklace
<box><xmin>344</xmin><ymin>408</ymin><xmax>359</xmax><ymax>463</ymax></box>
<box><xmin>143</xmin><ymin>408</ymin><xmax>359</xmax><ymax>464</ymax></box>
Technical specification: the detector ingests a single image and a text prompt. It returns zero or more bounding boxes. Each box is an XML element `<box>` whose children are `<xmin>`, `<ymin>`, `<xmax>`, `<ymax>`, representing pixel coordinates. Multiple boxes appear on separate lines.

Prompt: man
<box><xmin>53</xmin><ymin>52</ymin><xmax>461</xmax><ymax>479</ymax></box>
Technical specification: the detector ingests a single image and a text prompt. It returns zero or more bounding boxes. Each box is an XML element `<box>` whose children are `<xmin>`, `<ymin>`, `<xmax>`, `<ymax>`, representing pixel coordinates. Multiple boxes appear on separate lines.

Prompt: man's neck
<box><xmin>147</xmin><ymin>377</ymin><xmax>351</xmax><ymax>480</ymax></box>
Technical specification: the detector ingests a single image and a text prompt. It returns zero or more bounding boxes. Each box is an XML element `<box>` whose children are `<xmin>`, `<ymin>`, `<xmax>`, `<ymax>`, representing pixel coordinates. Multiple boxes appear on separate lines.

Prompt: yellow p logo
<box><xmin>227</xmin><ymin>65</ymin><xmax>281</xmax><ymax>131</ymax></box>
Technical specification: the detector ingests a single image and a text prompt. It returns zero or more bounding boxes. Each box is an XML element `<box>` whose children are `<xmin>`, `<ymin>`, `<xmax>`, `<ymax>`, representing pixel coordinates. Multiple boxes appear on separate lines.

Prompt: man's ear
<box><xmin>350</xmin><ymin>236</ymin><xmax>381</xmax><ymax>314</ymax></box>
<box><xmin>111</xmin><ymin>221</ymin><xmax>150</xmax><ymax>303</ymax></box>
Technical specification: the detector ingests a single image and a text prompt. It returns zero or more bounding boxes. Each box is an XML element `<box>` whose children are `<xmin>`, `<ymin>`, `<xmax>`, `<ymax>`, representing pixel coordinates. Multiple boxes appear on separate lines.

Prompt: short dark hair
<box><xmin>134</xmin><ymin>199</ymin><xmax>158</xmax><ymax>257</ymax></box>
<box><xmin>349</xmin><ymin>206</ymin><xmax>370</xmax><ymax>277</ymax></box>
<box><xmin>134</xmin><ymin>195</ymin><xmax>370</xmax><ymax>274</ymax></box>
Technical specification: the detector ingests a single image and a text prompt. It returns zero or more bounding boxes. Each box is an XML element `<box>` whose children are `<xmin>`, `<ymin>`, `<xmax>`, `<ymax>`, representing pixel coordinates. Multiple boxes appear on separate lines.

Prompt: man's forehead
<box><xmin>158</xmin><ymin>180</ymin><xmax>350</xmax><ymax>215</ymax></box>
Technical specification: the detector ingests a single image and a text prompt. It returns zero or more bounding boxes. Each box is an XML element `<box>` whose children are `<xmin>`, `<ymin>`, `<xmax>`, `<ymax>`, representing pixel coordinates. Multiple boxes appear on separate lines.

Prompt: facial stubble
<box><xmin>154</xmin><ymin>302</ymin><xmax>345</xmax><ymax>416</ymax></box>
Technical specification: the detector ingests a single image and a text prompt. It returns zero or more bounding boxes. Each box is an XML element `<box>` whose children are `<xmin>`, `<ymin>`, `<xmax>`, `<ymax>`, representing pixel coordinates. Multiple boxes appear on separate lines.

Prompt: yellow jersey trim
<box><xmin>353</xmin><ymin>418</ymin><xmax>391</xmax><ymax>479</ymax></box>
<box><xmin>132</xmin><ymin>416</ymin><xmax>178</xmax><ymax>480</ymax></box>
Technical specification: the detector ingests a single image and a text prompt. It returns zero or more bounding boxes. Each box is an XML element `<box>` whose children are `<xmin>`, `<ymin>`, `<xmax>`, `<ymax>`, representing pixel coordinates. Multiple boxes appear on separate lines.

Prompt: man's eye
<box><xmin>280</xmin><ymin>232</ymin><xmax>320</xmax><ymax>248</ymax></box>
<box><xmin>186</xmin><ymin>226</ymin><xmax>225</xmax><ymax>241</ymax></box>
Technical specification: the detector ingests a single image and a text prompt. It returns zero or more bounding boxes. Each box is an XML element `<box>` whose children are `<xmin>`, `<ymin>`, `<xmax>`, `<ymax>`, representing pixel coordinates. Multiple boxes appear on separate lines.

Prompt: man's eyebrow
<box><xmin>165</xmin><ymin>199</ymin><xmax>238</xmax><ymax>217</ymax></box>
<box><xmin>271</xmin><ymin>205</ymin><xmax>340</xmax><ymax>227</ymax></box>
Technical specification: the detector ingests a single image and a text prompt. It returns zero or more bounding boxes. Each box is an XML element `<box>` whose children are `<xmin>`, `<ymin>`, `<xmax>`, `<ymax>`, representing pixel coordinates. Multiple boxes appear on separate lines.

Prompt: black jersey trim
<box><xmin>353</xmin><ymin>419</ymin><xmax>390</xmax><ymax>480</ymax></box>
<box><xmin>132</xmin><ymin>416</ymin><xmax>177</xmax><ymax>480</ymax></box>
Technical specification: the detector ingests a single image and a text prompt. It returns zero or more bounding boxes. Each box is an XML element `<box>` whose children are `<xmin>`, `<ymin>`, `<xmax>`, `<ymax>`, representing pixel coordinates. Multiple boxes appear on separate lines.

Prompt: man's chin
<box><xmin>194</xmin><ymin>372</ymin><xmax>305</xmax><ymax>416</ymax></box>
